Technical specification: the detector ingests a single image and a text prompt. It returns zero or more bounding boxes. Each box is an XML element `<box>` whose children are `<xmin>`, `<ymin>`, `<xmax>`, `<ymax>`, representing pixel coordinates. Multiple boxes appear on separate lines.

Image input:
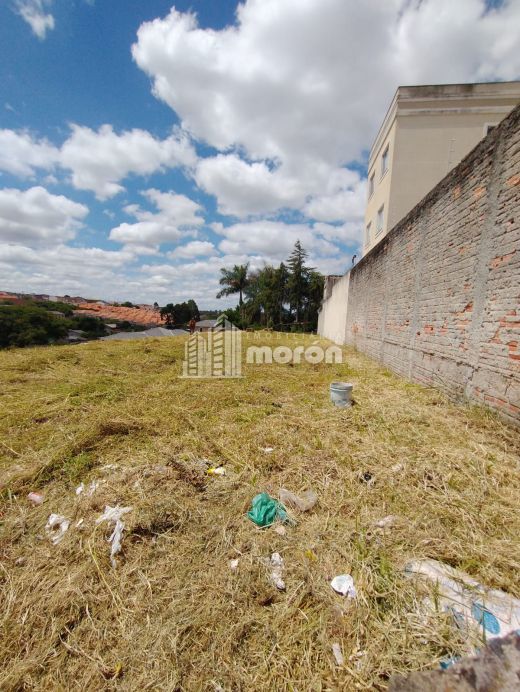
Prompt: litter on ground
<box><xmin>247</xmin><ymin>492</ymin><xmax>287</xmax><ymax>527</ymax></box>
<box><xmin>45</xmin><ymin>514</ymin><xmax>70</xmax><ymax>545</ymax></box>
<box><xmin>268</xmin><ymin>552</ymin><xmax>285</xmax><ymax>591</ymax></box>
<box><xmin>331</xmin><ymin>574</ymin><xmax>357</xmax><ymax>599</ymax></box>
<box><xmin>332</xmin><ymin>643</ymin><xmax>344</xmax><ymax>666</ymax></box>
<box><xmin>95</xmin><ymin>505</ymin><xmax>132</xmax><ymax>568</ymax></box>
<box><xmin>27</xmin><ymin>492</ymin><xmax>43</xmax><ymax>505</ymax></box>
<box><xmin>279</xmin><ymin>488</ymin><xmax>317</xmax><ymax>512</ymax></box>
<box><xmin>374</xmin><ymin>515</ymin><xmax>397</xmax><ymax>529</ymax></box>
<box><xmin>405</xmin><ymin>558</ymin><xmax>520</xmax><ymax>647</ymax></box>
<box><xmin>207</xmin><ymin>466</ymin><xmax>226</xmax><ymax>476</ymax></box>
<box><xmin>76</xmin><ymin>480</ymin><xmax>100</xmax><ymax>497</ymax></box>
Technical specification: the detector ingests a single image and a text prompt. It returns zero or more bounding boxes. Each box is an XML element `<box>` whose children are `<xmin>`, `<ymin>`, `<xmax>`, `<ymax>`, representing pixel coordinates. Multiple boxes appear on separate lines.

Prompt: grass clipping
<box><xmin>0</xmin><ymin>332</ymin><xmax>519</xmax><ymax>690</ymax></box>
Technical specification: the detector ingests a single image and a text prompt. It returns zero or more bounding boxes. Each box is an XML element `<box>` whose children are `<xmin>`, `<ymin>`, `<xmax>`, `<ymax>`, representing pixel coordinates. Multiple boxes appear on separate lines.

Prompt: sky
<box><xmin>0</xmin><ymin>0</ymin><xmax>519</xmax><ymax>307</ymax></box>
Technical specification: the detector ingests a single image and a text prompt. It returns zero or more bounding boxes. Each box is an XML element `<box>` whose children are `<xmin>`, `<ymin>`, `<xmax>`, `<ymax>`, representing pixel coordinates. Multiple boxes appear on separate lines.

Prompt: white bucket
<box><xmin>330</xmin><ymin>381</ymin><xmax>353</xmax><ymax>408</ymax></box>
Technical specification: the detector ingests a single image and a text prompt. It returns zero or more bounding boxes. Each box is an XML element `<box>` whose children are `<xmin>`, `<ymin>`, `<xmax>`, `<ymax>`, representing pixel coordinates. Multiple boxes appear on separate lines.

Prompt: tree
<box><xmin>287</xmin><ymin>240</ymin><xmax>311</xmax><ymax>323</ymax></box>
<box><xmin>186</xmin><ymin>299</ymin><xmax>200</xmax><ymax>321</ymax></box>
<box><xmin>71</xmin><ymin>315</ymin><xmax>106</xmax><ymax>338</ymax></box>
<box><xmin>245</xmin><ymin>263</ymin><xmax>289</xmax><ymax>328</ymax></box>
<box><xmin>274</xmin><ymin>262</ymin><xmax>289</xmax><ymax>326</ymax></box>
<box><xmin>216</xmin><ymin>263</ymin><xmax>250</xmax><ymax>320</ymax></box>
<box><xmin>160</xmin><ymin>304</ymin><xmax>175</xmax><ymax>327</ymax></box>
<box><xmin>304</xmin><ymin>270</ymin><xmax>325</xmax><ymax>331</ymax></box>
<box><xmin>0</xmin><ymin>305</ymin><xmax>69</xmax><ymax>348</ymax></box>
<box><xmin>214</xmin><ymin>244</ymin><xmax>323</xmax><ymax>333</ymax></box>
<box><xmin>159</xmin><ymin>300</ymin><xmax>200</xmax><ymax>327</ymax></box>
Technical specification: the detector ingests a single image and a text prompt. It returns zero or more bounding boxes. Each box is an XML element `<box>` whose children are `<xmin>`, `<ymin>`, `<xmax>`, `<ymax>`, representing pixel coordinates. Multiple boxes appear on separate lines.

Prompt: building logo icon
<box><xmin>181</xmin><ymin>317</ymin><xmax>242</xmax><ymax>378</ymax></box>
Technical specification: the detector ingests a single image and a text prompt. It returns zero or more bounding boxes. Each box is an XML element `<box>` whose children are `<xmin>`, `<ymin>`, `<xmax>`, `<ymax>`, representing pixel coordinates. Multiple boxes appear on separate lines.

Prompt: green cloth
<box><xmin>247</xmin><ymin>492</ymin><xmax>287</xmax><ymax>527</ymax></box>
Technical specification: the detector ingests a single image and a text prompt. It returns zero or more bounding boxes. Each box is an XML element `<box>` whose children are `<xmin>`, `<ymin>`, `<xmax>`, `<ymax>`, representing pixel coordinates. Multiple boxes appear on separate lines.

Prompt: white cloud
<box><xmin>214</xmin><ymin>220</ymin><xmax>338</xmax><ymax>260</ymax></box>
<box><xmin>109</xmin><ymin>188</ymin><xmax>204</xmax><ymax>246</ymax></box>
<box><xmin>60</xmin><ymin>125</ymin><xmax>197</xmax><ymax>199</ymax></box>
<box><xmin>133</xmin><ymin>0</ymin><xmax>520</xmax><ymax>169</ymax></box>
<box><xmin>314</xmin><ymin>221</ymin><xmax>363</xmax><ymax>246</ymax></box>
<box><xmin>0</xmin><ymin>243</ymin><xmax>139</xmax><ymax>301</ymax></box>
<box><xmin>195</xmin><ymin>154</ymin><xmax>305</xmax><ymax>216</ymax></box>
<box><xmin>169</xmin><ymin>240</ymin><xmax>217</xmax><ymax>259</ymax></box>
<box><xmin>0</xmin><ymin>243</ymin><xmax>130</xmax><ymax>269</ymax></box>
<box><xmin>303</xmin><ymin>180</ymin><xmax>367</xmax><ymax>223</ymax></box>
<box><xmin>195</xmin><ymin>153</ymin><xmax>366</xmax><ymax>219</ymax></box>
<box><xmin>0</xmin><ymin>125</ymin><xmax>196</xmax><ymax>201</ymax></box>
<box><xmin>0</xmin><ymin>186</ymin><xmax>88</xmax><ymax>245</ymax></box>
<box><xmin>0</xmin><ymin>130</ymin><xmax>60</xmax><ymax>177</ymax></box>
<box><xmin>133</xmin><ymin>0</ymin><xmax>520</xmax><ymax>223</ymax></box>
<box><xmin>15</xmin><ymin>0</ymin><xmax>54</xmax><ymax>40</ymax></box>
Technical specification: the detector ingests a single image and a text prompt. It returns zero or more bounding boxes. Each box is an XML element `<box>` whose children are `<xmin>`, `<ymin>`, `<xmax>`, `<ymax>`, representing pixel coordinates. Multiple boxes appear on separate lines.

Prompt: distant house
<box><xmin>195</xmin><ymin>319</ymin><xmax>217</xmax><ymax>332</ymax></box>
<box><xmin>48</xmin><ymin>310</ymin><xmax>66</xmax><ymax>318</ymax></box>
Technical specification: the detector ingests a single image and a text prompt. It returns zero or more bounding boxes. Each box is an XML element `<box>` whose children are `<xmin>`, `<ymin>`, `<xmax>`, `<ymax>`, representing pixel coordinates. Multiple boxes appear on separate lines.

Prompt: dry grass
<box><xmin>0</xmin><ymin>332</ymin><xmax>519</xmax><ymax>690</ymax></box>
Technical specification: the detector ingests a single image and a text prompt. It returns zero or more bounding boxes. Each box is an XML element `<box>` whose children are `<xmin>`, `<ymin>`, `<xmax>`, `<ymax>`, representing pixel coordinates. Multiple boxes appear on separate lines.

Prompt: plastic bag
<box><xmin>405</xmin><ymin>559</ymin><xmax>520</xmax><ymax>644</ymax></box>
<box><xmin>331</xmin><ymin>574</ymin><xmax>357</xmax><ymax>598</ymax></box>
<box><xmin>96</xmin><ymin>505</ymin><xmax>132</xmax><ymax>568</ymax></box>
<box><xmin>247</xmin><ymin>493</ymin><xmax>287</xmax><ymax>527</ymax></box>
<box><xmin>27</xmin><ymin>492</ymin><xmax>43</xmax><ymax>505</ymax></box>
<box><xmin>45</xmin><ymin>514</ymin><xmax>70</xmax><ymax>545</ymax></box>
<box><xmin>76</xmin><ymin>480</ymin><xmax>99</xmax><ymax>496</ymax></box>
<box><xmin>207</xmin><ymin>466</ymin><xmax>226</xmax><ymax>476</ymax></box>
<box><xmin>332</xmin><ymin>643</ymin><xmax>344</xmax><ymax>666</ymax></box>
<box><xmin>269</xmin><ymin>552</ymin><xmax>285</xmax><ymax>590</ymax></box>
<box><xmin>279</xmin><ymin>488</ymin><xmax>317</xmax><ymax>512</ymax></box>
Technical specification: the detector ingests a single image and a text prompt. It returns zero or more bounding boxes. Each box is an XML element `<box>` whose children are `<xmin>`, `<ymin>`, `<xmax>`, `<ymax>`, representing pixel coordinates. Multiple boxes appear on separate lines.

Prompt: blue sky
<box><xmin>0</xmin><ymin>0</ymin><xmax>518</xmax><ymax>307</ymax></box>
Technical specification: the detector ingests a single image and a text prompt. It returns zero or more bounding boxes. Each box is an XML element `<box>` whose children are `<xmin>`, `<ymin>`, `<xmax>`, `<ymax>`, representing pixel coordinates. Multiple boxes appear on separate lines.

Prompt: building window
<box><xmin>365</xmin><ymin>222</ymin><xmax>371</xmax><ymax>246</ymax></box>
<box><xmin>381</xmin><ymin>145</ymin><xmax>389</xmax><ymax>177</ymax></box>
<box><xmin>368</xmin><ymin>173</ymin><xmax>375</xmax><ymax>198</ymax></box>
<box><xmin>376</xmin><ymin>205</ymin><xmax>384</xmax><ymax>235</ymax></box>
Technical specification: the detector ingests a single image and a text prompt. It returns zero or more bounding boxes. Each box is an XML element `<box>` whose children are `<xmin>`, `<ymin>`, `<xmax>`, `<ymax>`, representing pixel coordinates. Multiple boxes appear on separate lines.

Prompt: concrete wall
<box><xmin>345</xmin><ymin>103</ymin><xmax>520</xmax><ymax>425</ymax></box>
<box><xmin>317</xmin><ymin>273</ymin><xmax>350</xmax><ymax>344</ymax></box>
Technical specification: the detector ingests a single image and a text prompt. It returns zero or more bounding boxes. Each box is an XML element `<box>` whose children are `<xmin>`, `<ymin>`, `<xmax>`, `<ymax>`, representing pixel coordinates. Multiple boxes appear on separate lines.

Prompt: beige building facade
<box><xmin>364</xmin><ymin>81</ymin><xmax>520</xmax><ymax>255</ymax></box>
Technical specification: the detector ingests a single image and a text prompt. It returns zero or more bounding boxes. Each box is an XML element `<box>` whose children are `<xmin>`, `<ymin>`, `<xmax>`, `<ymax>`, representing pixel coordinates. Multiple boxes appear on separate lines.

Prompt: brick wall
<box><xmin>345</xmin><ymin>104</ymin><xmax>520</xmax><ymax>425</ymax></box>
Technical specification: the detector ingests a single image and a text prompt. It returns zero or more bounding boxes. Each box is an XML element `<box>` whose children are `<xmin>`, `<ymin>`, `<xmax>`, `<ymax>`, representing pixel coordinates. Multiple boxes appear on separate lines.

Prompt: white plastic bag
<box><xmin>332</xmin><ymin>642</ymin><xmax>344</xmax><ymax>666</ymax></box>
<box><xmin>279</xmin><ymin>488</ymin><xmax>318</xmax><ymax>512</ymax></box>
<box><xmin>405</xmin><ymin>559</ymin><xmax>520</xmax><ymax>644</ymax></box>
<box><xmin>270</xmin><ymin>552</ymin><xmax>285</xmax><ymax>591</ymax></box>
<box><xmin>45</xmin><ymin>514</ymin><xmax>70</xmax><ymax>545</ymax></box>
<box><xmin>96</xmin><ymin>505</ymin><xmax>132</xmax><ymax>568</ymax></box>
<box><xmin>331</xmin><ymin>574</ymin><xmax>357</xmax><ymax>599</ymax></box>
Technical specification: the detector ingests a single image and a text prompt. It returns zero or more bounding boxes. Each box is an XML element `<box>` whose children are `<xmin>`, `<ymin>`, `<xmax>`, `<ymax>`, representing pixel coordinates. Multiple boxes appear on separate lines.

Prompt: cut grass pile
<box><xmin>0</xmin><ymin>332</ymin><xmax>519</xmax><ymax>690</ymax></box>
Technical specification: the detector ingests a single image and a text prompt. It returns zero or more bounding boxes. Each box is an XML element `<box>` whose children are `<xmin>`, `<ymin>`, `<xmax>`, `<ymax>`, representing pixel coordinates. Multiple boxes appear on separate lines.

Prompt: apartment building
<box><xmin>364</xmin><ymin>81</ymin><xmax>520</xmax><ymax>255</ymax></box>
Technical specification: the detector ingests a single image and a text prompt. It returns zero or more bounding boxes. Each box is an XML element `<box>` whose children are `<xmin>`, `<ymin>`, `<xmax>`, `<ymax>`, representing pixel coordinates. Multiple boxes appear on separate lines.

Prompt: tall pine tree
<box><xmin>287</xmin><ymin>240</ymin><xmax>311</xmax><ymax>323</ymax></box>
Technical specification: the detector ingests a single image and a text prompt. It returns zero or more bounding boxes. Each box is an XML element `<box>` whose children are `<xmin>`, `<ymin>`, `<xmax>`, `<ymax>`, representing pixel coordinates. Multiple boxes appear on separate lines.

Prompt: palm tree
<box><xmin>216</xmin><ymin>263</ymin><xmax>250</xmax><ymax>321</ymax></box>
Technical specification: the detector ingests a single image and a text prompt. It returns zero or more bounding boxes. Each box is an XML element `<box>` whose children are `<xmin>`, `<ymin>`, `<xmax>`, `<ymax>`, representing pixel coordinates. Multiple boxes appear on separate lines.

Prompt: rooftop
<box><xmin>369</xmin><ymin>80</ymin><xmax>520</xmax><ymax>161</ymax></box>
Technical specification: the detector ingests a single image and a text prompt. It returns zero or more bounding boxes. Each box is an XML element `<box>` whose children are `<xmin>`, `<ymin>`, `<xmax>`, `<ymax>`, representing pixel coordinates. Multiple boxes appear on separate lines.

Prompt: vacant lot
<box><xmin>1</xmin><ymin>333</ymin><xmax>519</xmax><ymax>690</ymax></box>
